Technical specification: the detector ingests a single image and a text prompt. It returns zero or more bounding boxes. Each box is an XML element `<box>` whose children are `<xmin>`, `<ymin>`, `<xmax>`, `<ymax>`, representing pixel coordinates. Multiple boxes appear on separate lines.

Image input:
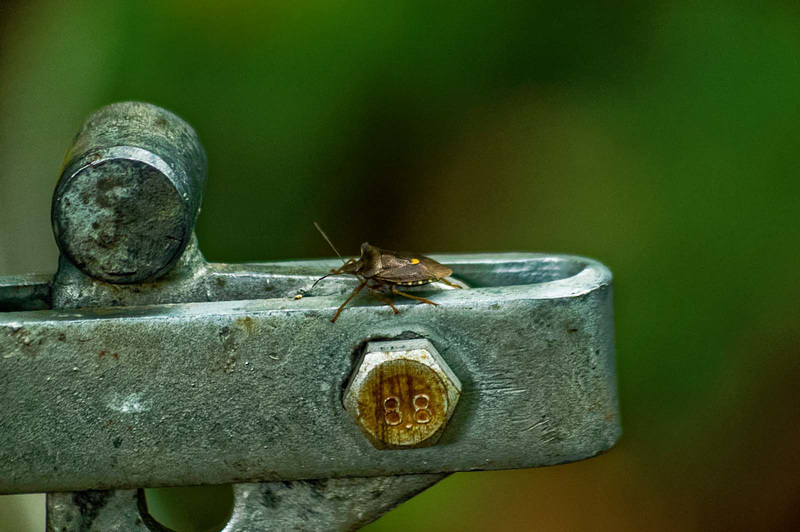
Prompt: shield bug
<box><xmin>312</xmin><ymin>223</ymin><xmax>461</xmax><ymax>323</ymax></box>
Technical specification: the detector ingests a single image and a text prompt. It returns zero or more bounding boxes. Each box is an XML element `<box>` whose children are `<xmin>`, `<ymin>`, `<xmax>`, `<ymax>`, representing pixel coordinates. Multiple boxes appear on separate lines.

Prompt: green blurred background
<box><xmin>1</xmin><ymin>1</ymin><xmax>799</xmax><ymax>530</ymax></box>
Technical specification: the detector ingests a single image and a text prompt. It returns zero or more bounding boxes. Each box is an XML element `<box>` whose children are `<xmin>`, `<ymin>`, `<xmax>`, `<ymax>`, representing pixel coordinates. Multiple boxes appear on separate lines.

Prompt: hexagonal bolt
<box><xmin>343</xmin><ymin>339</ymin><xmax>461</xmax><ymax>449</ymax></box>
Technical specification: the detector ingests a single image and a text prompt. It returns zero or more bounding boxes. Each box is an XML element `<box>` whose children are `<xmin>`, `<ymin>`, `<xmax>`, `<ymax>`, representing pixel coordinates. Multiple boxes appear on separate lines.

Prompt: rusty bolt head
<box><xmin>343</xmin><ymin>339</ymin><xmax>461</xmax><ymax>449</ymax></box>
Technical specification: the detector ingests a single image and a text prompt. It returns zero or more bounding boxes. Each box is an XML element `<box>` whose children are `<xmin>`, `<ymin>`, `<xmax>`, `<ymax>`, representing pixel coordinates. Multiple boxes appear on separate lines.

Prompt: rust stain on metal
<box><xmin>356</xmin><ymin>359</ymin><xmax>448</xmax><ymax>448</ymax></box>
<box><xmin>236</xmin><ymin>316</ymin><xmax>255</xmax><ymax>334</ymax></box>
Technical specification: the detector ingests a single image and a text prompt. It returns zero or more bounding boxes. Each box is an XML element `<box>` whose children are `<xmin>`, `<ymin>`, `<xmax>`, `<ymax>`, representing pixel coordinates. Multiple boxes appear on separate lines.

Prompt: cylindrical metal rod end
<box><xmin>52</xmin><ymin>102</ymin><xmax>208</xmax><ymax>284</ymax></box>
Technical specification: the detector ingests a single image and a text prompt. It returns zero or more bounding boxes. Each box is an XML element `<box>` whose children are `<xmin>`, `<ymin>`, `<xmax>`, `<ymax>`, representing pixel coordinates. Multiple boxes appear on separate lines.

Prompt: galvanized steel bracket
<box><xmin>0</xmin><ymin>102</ymin><xmax>620</xmax><ymax>531</ymax></box>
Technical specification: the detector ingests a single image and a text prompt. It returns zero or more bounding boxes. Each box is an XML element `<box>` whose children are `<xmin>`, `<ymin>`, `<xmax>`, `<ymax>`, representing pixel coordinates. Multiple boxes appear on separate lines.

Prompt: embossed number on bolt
<box><xmin>343</xmin><ymin>339</ymin><xmax>462</xmax><ymax>449</ymax></box>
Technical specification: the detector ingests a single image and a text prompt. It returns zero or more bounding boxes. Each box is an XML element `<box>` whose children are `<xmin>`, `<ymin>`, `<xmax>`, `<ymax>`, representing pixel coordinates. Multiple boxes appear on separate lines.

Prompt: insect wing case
<box><xmin>372</xmin><ymin>247</ymin><xmax>453</xmax><ymax>284</ymax></box>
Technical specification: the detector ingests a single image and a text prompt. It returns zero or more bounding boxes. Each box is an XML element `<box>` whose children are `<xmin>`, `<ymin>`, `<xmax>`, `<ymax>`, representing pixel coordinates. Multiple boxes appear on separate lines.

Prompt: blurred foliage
<box><xmin>1</xmin><ymin>1</ymin><xmax>799</xmax><ymax>530</ymax></box>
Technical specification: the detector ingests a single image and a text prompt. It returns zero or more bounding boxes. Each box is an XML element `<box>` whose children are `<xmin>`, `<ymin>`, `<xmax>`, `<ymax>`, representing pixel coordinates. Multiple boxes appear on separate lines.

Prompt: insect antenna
<box><xmin>312</xmin><ymin>222</ymin><xmax>351</xmax><ymax>289</ymax></box>
<box><xmin>312</xmin><ymin>272</ymin><xmax>333</xmax><ymax>289</ymax></box>
<box><xmin>314</xmin><ymin>222</ymin><xmax>345</xmax><ymax>264</ymax></box>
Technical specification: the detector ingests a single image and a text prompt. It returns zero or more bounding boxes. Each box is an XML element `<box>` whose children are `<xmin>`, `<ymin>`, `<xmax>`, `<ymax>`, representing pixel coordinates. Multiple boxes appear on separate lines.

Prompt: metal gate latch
<box><xmin>0</xmin><ymin>102</ymin><xmax>621</xmax><ymax>532</ymax></box>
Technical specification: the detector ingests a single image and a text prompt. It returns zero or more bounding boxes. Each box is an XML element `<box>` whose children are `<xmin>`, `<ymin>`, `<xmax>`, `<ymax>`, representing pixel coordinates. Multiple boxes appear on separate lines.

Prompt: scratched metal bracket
<box><xmin>0</xmin><ymin>102</ymin><xmax>620</xmax><ymax>531</ymax></box>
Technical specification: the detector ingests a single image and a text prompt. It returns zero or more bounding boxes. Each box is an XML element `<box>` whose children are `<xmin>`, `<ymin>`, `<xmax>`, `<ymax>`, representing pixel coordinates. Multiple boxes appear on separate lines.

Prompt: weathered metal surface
<box><xmin>0</xmin><ymin>274</ymin><xmax>51</xmax><ymax>311</ymax></box>
<box><xmin>51</xmin><ymin>102</ymin><xmax>207</xmax><ymax>284</ymax></box>
<box><xmin>46</xmin><ymin>489</ymin><xmax>145</xmax><ymax>532</ymax></box>
<box><xmin>46</xmin><ymin>475</ymin><xmax>447</xmax><ymax>532</ymax></box>
<box><xmin>219</xmin><ymin>475</ymin><xmax>447</xmax><ymax>532</ymax></box>
<box><xmin>0</xmin><ymin>253</ymin><xmax>619</xmax><ymax>495</ymax></box>
<box><xmin>344</xmin><ymin>339</ymin><xmax>462</xmax><ymax>449</ymax></box>
<box><xmin>49</xmin><ymin>235</ymin><xmax>465</xmax><ymax>310</ymax></box>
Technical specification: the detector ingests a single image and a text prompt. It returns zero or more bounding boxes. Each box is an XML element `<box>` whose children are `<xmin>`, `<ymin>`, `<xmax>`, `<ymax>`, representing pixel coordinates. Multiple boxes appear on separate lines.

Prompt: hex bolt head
<box><xmin>343</xmin><ymin>339</ymin><xmax>461</xmax><ymax>449</ymax></box>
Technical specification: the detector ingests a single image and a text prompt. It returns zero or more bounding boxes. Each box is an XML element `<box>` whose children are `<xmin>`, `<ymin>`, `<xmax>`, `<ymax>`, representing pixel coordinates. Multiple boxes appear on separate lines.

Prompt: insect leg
<box><xmin>439</xmin><ymin>277</ymin><xmax>463</xmax><ymax>289</ymax></box>
<box><xmin>389</xmin><ymin>287</ymin><xmax>438</xmax><ymax>306</ymax></box>
<box><xmin>365</xmin><ymin>282</ymin><xmax>399</xmax><ymax>314</ymax></box>
<box><xmin>331</xmin><ymin>278</ymin><xmax>367</xmax><ymax>323</ymax></box>
<box><xmin>331</xmin><ymin>257</ymin><xmax>356</xmax><ymax>274</ymax></box>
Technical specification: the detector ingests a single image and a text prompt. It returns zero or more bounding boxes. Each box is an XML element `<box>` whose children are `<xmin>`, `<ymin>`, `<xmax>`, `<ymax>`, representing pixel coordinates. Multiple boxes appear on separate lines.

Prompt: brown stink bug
<box><xmin>312</xmin><ymin>223</ymin><xmax>461</xmax><ymax>323</ymax></box>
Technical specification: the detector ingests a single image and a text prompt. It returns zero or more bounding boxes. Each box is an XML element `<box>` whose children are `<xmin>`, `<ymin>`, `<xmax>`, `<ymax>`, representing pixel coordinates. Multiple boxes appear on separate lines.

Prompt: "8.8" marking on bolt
<box><xmin>413</xmin><ymin>394</ymin><xmax>432</xmax><ymax>424</ymax></box>
<box><xmin>382</xmin><ymin>394</ymin><xmax>434</xmax><ymax>426</ymax></box>
<box><xmin>383</xmin><ymin>396</ymin><xmax>402</xmax><ymax>425</ymax></box>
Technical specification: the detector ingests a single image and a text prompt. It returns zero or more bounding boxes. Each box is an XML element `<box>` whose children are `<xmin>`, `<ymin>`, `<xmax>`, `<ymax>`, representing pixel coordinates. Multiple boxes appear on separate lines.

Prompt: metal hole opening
<box><xmin>138</xmin><ymin>485</ymin><xmax>234</xmax><ymax>532</ymax></box>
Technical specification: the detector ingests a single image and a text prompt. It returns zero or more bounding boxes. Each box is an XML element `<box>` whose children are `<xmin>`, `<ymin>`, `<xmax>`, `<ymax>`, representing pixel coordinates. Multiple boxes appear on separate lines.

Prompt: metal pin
<box><xmin>51</xmin><ymin>101</ymin><xmax>208</xmax><ymax>284</ymax></box>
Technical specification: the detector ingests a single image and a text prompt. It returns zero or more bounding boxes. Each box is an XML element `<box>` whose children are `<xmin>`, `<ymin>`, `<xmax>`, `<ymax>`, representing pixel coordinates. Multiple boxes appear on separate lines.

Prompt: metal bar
<box><xmin>0</xmin><ymin>274</ymin><xmax>51</xmax><ymax>311</ymax></box>
<box><xmin>0</xmin><ymin>253</ymin><xmax>619</xmax><ymax>494</ymax></box>
<box><xmin>46</xmin><ymin>475</ymin><xmax>448</xmax><ymax>532</ymax></box>
<box><xmin>42</xmin><ymin>250</ymin><xmax>602</xmax><ymax>309</ymax></box>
